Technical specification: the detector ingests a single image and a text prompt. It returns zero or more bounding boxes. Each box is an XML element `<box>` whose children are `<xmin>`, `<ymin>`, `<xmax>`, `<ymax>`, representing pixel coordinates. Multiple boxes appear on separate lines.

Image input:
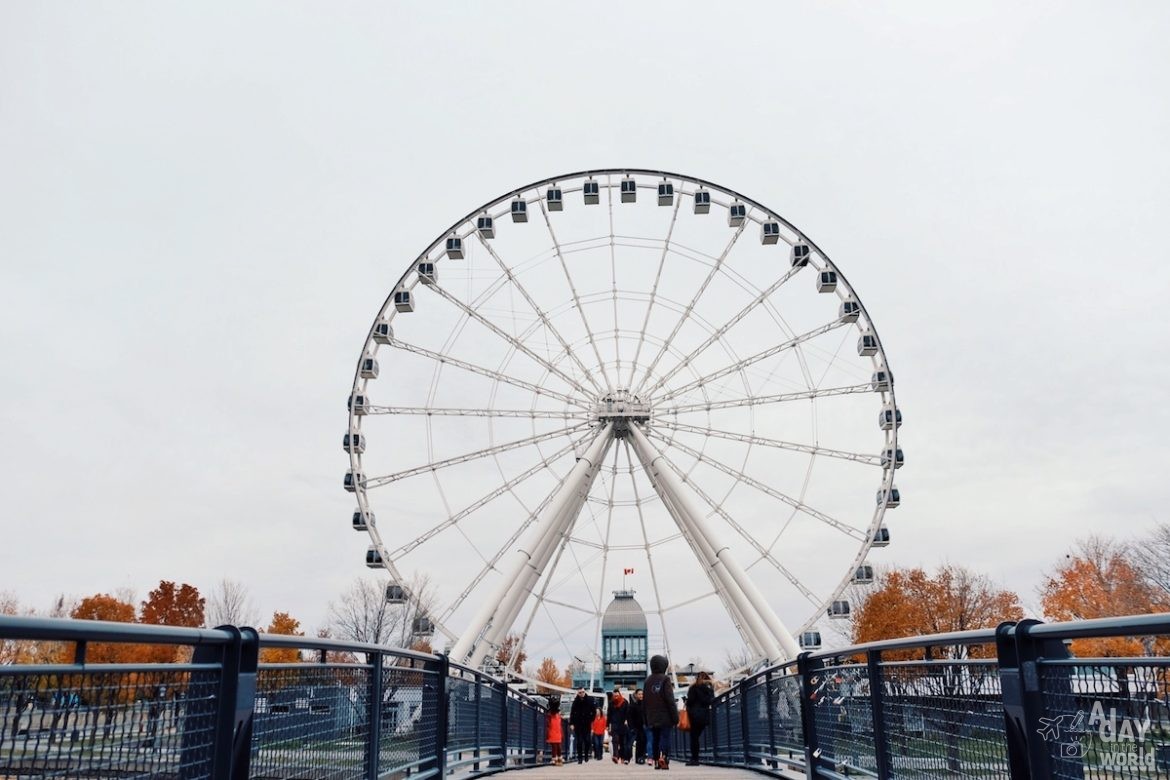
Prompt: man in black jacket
<box><xmin>627</xmin><ymin>688</ymin><xmax>647</xmax><ymax>763</ymax></box>
<box><xmin>569</xmin><ymin>688</ymin><xmax>596</xmax><ymax>764</ymax></box>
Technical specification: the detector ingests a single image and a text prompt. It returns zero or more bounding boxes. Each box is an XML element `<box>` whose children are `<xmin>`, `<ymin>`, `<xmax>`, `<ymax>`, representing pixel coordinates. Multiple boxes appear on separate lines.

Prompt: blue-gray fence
<box><xmin>3</xmin><ymin>613</ymin><xmax>1170</xmax><ymax>778</ymax></box>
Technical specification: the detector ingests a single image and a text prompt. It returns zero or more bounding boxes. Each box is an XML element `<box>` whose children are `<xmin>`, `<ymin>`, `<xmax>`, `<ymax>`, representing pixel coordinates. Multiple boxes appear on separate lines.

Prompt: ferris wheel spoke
<box><xmin>608</xmin><ymin>182</ymin><xmax>623</xmax><ymax>384</ymax></box>
<box><xmin>386</xmin><ymin>435</ymin><xmax>587</xmax><ymax>561</ymax></box>
<box><xmin>656</xmin><ymin>319</ymin><xmax>850</xmax><ymax>403</ymax></box>
<box><xmin>650</xmin><ymin>447</ymin><xmax>823</xmax><ymax>609</ymax></box>
<box><xmin>660</xmin><ymin>382</ymin><xmax>874</xmax><ymax>415</ymax></box>
<box><xmin>627</xmin><ymin>217</ymin><xmax>681</xmax><ymax>392</ymax></box>
<box><xmin>633</xmin><ymin>222</ymin><xmax>747</xmax><ymax>394</ymax></box>
<box><xmin>643</xmin><ymin>263</ymin><xmax>806</xmax><ymax>397</ymax></box>
<box><xmin>366</xmin><ymin>405</ymin><xmax>589</xmax><ymax>419</ymax></box>
<box><xmin>387</xmin><ymin>337</ymin><xmax>585</xmax><ymax>408</ymax></box>
<box><xmin>654</xmin><ymin>419</ymin><xmax>881</xmax><ymax>466</ymax></box>
<box><xmin>364</xmin><ymin>424</ymin><xmax>587</xmax><ymax>489</ymax></box>
<box><xmin>426</xmin><ymin>281</ymin><xmax>596</xmax><ymax>398</ymax></box>
<box><xmin>538</xmin><ymin>199</ymin><xmax>614</xmax><ymax>392</ymax></box>
<box><xmin>474</xmin><ymin>233</ymin><xmax>604</xmax><ymax>397</ymax></box>
<box><xmin>646</xmin><ymin>428</ymin><xmax>868</xmax><ymax>542</ymax></box>
<box><xmin>439</xmin><ymin>449</ymin><xmax>585</xmax><ymax>624</ymax></box>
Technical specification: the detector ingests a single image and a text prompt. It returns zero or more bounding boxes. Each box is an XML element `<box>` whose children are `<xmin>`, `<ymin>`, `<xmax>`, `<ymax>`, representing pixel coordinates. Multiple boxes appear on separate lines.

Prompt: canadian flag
<box><xmin>623</xmin><ymin>567</ymin><xmax>634</xmax><ymax>575</ymax></box>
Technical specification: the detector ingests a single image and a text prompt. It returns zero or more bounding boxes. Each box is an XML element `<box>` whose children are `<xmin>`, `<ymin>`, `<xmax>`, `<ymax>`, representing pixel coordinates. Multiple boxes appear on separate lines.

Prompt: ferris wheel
<box><xmin>344</xmin><ymin>169</ymin><xmax>902</xmax><ymax>670</ymax></box>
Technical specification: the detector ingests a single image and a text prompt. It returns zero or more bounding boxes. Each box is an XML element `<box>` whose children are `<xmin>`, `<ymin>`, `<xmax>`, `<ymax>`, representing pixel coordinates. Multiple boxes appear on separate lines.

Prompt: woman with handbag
<box><xmin>685</xmin><ymin>671</ymin><xmax>715</xmax><ymax>766</ymax></box>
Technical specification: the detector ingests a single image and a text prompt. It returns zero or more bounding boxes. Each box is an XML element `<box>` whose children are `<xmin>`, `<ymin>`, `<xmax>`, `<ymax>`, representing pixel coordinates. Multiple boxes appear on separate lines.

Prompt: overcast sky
<box><xmin>2</xmin><ymin>2</ymin><xmax>1168</xmax><ymax>668</ymax></box>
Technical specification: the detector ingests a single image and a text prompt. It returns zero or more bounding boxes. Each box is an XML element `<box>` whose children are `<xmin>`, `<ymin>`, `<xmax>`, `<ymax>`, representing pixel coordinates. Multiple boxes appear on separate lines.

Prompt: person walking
<box><xmin>591</xmin><ymin>706</ymin><xmax>608</xmax><ymax>760</ymax></box>
<box><xmin>608</xmin><ymin>689</ymin><xmax>631</xmax><ymax>764</ymax></box>
<box><xmin>546</xmin><ymin>703</ymin><xmax>564</xmax><ymax>766</ymax></box>
<box><xmin>627</xmin><ymin>688</ymin><xmax>647</xmax><ymax>764</ymax></box>
<box><xmin>685</xmin><ymin>671</ymin><xmax>716</xmax><ymax>765</ymax></box>
<box><xmin>643</xmin><ymin>654</ymin><xmax>679</xmax><ymax>770</ymax></box>
<box><xmin>569</xmin><ymin>688</ymin><xmax>596</xmax><ymax>764</ymax></box>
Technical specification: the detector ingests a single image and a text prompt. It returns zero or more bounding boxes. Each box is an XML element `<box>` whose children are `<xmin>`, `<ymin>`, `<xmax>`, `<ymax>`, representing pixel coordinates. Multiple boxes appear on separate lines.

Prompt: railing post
<box><xmin>866</xmin><ymin>650</ymin><xmax>892</xmax><ymax>780</ymax></box>
<box><xmin>765</xmin><ymin>671</ymin><xmax>777</xmax><ymax>770</ymax></box>
<box><xmin>433</xmin><ymin>654</ymin><xmax>450</xmax><ymax>777</ymax></box>
<box><xmin>740</xmin><ymin>679</ymin><xmax>752</xmax><ymax>767</ymax></box>
<box><xmin>365</xmin><ymin>651</ymin><xmax>383</xmax><ymax>780</ymax></box>
<box><xmin>229</xmin><ymin>628</ymin><xmax>258</xmax><ymax>780</ymax></box>
<box><xmin>182</xmin><ymin>628</ymin><xmax>239</xmax><ymax>779</ymax></box>
<box><xmin>474</xmin><ymin>674</ymin><xmax>483</xmax><ymax>771</ymax></box>
<box><xmin>797</xmin><ymin>652</ymin><xmax>825</xmax><ymax>779</ymax></box>
<box><xmin>495</xmin><ymin>681</ymin><xmax>508</xmax><ymax>769</ymax></box>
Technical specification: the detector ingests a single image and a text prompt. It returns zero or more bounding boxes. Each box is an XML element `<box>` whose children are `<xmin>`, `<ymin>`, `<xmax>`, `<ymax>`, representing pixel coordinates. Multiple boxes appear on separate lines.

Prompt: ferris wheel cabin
<box><xmin>476</xmin><ymin>214</ymin><xmax>494</xmax><ymax>239</ymax></box>
<box><xmin>583</xmin><ymin>179</ymin><xmax>600</xmax><ymax>204</ymax></box>
<box><xmin>876</xmin><ymin>486</ymin><xmax>901</xmax><ymax>508</ymax></box>
<box><xmin>360</xmin><ymin>354</ymin><xmax>379</xmax><ymax>378</ymax></box>
<box><xmin>881</xmin><ymin>447</ymin><xmax>905</xmax><ymax>470</ymax></box>
<box><xmin>693</xmin><ymin>188</ymin><xmax>711</xmax><ymax>214</ymax></box>
<box><xmin>853</xmin><ymin>564</ymin><xmax>875</xmax><ymax>585</ymax></box>
<box><xmin>344</xmin><ymin>470</ymin><xmax>364</xmax><ymax>493</ymax></box>
<box><xmin>728</xmin><ymin>201</ymin><xmax>746</xmax><ymax>227</ymax></box>
<box><xmin>412</xmin><ymin>616</ymin><xmax>435</xmax><ymax>636</ymax></box>
<box><xmin>393</xmin><ymin>289</ymin><xmax>414</xmax><ymax>313</ymax></box>
<box><xmin>858</xmin><ymin>332</ymin><xmax>879</xmax><ymax>357</ymax></box>
<box><xmin>791</xmin><ymin>243</ymin><xmax>811</xmax><ymax>267</ymax></box>
<box><xmin>365</xmin><ymin>546</ymin><xmax>384</xmax><ymax>568</ymax></box>
<box><xmin>546</xmin><ymin>186</ymin><xmax>564</xmax><ymax>210</ymax></box>
<box><xmin>385</xmin><ymin>584</ymin><xmax>407</xmax><ymax>604</ymax></box>
<box><xmin>839</xmin><ymin>299</ymin><xmax>861</xmax><ymax>322</ymax></box>
<box><xmin>445</xmin><ymin>235</ymin><xmax>464</xmax><ymax>259</ymax></box>
<box><xmin>620</xmin><ymin>176</ymin><xmax>637</xmax><ymax>203</ymax></box>
<box><xmin>352</xmin><ymin>509</ymin><xmax>374</xmax><ymax>531</ymax></box>
<box><xmin>416</xmin><ymin>262</ymin><xmax>437</xmax><ymax>285</ymax></box>
<box><xmin>879</xmin><ymin>405</ymin><xmax>903</xmax><ymax>430</ymax></box>
<box><xmin>348</xmin><ymin>391</ymin><xmax>368</xmax><ymax>416</ymax></box>
<box><xmin>817</xmin><ymin>269</ymin><xmax>837</xmax><ymax>292</ymax></box>
<box><xmin>343</xmin><ymin>430</ymin><xmax>365</xmax><ymax>454</ymax></box>
<box><xmin>872</xmin><ymin>368</ymin><xmax>892</xmax><ymax>392</ymax></box>
<box><xmin>510</xmin><ymin>198</ymin><xmax>527</xmax><ymax>223</ymax></box>
<box><xmin>658</xmin><ymin>181</ymin><xmax>674</xmax><ymax>206</ymax></box>
<box><xmin>372</xmin><ymin>319</ymin><xmax>393</xmax><ymax>344</ymax></box>
<box><xmin>761</xmin><ymin>220</ymin><xmax>781</xmax><ymax>244</ymax></box>
<box><xmin>799</xmin><ymin>631</ymin><xmax>822</xmax><ymax>651</ymax></box>
<box><xmin>828</xmin><ymin>600</ymin><xmax>851</xmax><ymax>619</ymax></box>
<box><xmin>872</xmin><ymin>525</ymin><xmax>892</xmax><ymax>547</ymax></box>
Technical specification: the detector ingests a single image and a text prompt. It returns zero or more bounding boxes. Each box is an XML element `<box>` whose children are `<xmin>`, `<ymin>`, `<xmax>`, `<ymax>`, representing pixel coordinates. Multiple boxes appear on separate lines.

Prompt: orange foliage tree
<box><xmin>71</xmin><ymin>593</ymin><xmax>139</xmax><ymax>664</ymax></box>
<box><xmin>138</xmin><ymin>581</ymin><xmax>205</xmax><ymax>663</ymax></box>
<box><xmin>496</xmin><ymin>633</ymin><xmax>527</xmax><ymax>673</ymax></box>
<box><xmin>260</xmin><ymin>611</ymin><xmax>304</xmax><ymax>664</ymax></box>
<box><xmin>534</xmin><ymin>657</ymin><xmax>571</xmax><ymax>692</ymax></box>
<box><xmin>1040</xmin><ymin>535</ymin><xmax>1169</xmax><ymax>657</ymax></box>
<box><xmin>852</xmin><ymin>564</ymin><xmax>1024</xmax><ymax>658</ymax></box>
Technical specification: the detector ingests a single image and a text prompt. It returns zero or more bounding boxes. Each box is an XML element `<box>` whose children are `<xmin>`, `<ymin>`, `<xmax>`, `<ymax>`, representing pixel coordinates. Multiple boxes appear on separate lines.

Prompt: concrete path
<box><xmin>517</xmin><ymin>758</ymin><xmax>791</xmax><ymax>778</ymax></box>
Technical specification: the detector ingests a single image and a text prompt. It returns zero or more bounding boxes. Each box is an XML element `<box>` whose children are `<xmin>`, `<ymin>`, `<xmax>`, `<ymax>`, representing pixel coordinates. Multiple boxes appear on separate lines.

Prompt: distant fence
<box><xmin>4</xmin><ymin>614</ymin><xmax>1170</xmax><ymax>779</ymax></box>
<box><xmin>0</xmin><ymin>618</ymin><xmax>546</xmax><ymax>779</ymax></box>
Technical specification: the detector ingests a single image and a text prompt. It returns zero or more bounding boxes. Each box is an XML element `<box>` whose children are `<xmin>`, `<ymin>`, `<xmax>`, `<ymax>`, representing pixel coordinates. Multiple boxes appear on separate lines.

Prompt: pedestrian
<box><xmin>627</xmin><ymin>688</ymin><xmax>647</xmax><ymax>764</ymax></box>
<box><xmin>546</xmin><ymin>704</ymin><xmax>564</xmax><ymax>766</ymax></box>
<box><xmin>569</xmin><ymin>688</ymin><xmax>595</xmax><ymax>764</ymax></box>
<box><xmin>643</xmin><ymin>654</ymin><xmax>679</xmax><ymax>770</ymax></box>
<box><xmin>685</xmin><ymin>671</ymin><xmax>715</xmax><ymax>765</ymax></box>
<box><xmin>608</xmin><ymin>689</ymin><xmax>631</xmax><ymax>764</ymax></box>
<box><xmin>591</xmin><ymin>705</ymin><xmax>607</xmax><ymax>760</ymax></box>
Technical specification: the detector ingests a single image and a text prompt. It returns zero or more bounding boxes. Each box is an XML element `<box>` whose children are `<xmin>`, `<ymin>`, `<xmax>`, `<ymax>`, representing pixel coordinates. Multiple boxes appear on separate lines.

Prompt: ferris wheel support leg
<box><xmin>629</xmin><ymin>424</ymin><xmax>800</xmax><ymax>662</ymax></box>
<box><xmin>649</xmin><ymin>472</ymin><xmax>769</xmax><ymax>662</ymax></box>
<box><xmin>451</xmin><ymin>423</ymin><xmax>615</xmax><ymax>668</ymax></box>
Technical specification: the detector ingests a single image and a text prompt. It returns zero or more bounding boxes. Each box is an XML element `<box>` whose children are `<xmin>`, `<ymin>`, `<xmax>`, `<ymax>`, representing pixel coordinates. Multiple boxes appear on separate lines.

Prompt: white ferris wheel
<box><xmin>345</xmin><ymin>169</ymin><xmax>902</xmax><ymax>671</ymax></box>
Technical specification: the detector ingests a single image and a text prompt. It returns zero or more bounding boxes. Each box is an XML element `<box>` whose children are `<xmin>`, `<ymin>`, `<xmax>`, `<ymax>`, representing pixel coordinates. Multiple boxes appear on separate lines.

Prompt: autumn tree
<box><xmin>534</xmin><ymin>657</ymin><xmax>571</xmax><ymax>692</ymax></box>
<box><xmin>260</xmin><ymin>611</ymin><xmax>304</xmax><ymax>664</ymax></box>
<box><xmin>495</xmin><ymin>633</ymin><xmax>527</xmax><ymax>673</ymax></box>
<box><xmin>71</xmin><ymin>593</ymin><xmax>139</xmax><ymax>663</ymax></box>
<box><xmin>137</xmin><ymin>580</ymin><xmax>205</xmax><ymax>663</ymax></box>
<box><xmin>205</xmin><ymin>578</ymin><xmax>258</xmax><ymax>628</ymax></box>
<box><xmin>1040</xmin><ymin>535</ymin><xmax>1169</xmax><ymax>657</ymax></box>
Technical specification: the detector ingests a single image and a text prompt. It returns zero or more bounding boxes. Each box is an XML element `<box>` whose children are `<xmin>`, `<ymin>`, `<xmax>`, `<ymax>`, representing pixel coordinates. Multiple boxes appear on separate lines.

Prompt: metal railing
<box><xmin>5</xmin><ymin>613</ymin><xmax>1170</xmax><ymax>778</ymax></box>
<box><xmin>1</xmin><ymin>617</ymin><xmax>547</xmax><ymax>779</ymax></box>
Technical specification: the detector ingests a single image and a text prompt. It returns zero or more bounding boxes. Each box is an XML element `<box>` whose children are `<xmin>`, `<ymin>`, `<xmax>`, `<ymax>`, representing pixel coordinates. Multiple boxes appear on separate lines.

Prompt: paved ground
<box><xmin>518</xmin><ymin>759</ymin><xmax>792</xmax><ymax>778</ymax></box>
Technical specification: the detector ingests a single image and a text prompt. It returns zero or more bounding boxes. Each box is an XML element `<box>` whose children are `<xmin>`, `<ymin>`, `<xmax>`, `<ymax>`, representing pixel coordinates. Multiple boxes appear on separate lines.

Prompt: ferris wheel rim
<box><xmin>346</xmin><ymin>168</ymin><xmax>900</xmax><ymax>661</ymax></box>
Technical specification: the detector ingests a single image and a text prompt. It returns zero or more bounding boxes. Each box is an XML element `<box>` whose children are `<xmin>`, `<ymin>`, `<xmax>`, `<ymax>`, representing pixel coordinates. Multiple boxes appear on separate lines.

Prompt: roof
<box><xmin>601</xmin><ymin>590</ymin><xmax>648</xmax><ymax>635</ymax></box>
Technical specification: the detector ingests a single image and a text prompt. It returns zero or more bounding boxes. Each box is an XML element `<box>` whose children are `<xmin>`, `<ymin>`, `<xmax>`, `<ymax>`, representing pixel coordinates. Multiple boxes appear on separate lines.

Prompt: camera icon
<box><xmin>1058</xmin><ymin>742</ymin><xmax>1085</xmax><ymax>758</ymax></box>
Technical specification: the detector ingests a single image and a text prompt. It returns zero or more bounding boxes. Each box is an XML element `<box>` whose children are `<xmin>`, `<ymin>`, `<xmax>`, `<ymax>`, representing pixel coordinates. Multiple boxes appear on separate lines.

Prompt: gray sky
<box><xmin>2</xmin><ymin>2</ymin><xmax>1169</xmax><ymax>668</ymax></box>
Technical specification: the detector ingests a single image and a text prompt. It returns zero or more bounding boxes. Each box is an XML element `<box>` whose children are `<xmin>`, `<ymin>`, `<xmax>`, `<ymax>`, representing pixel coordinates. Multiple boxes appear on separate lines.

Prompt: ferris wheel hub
<box><xmin>594</xmin><ymin>390</ymin><xmax>651</xmax><ymax>438</ymax></box>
